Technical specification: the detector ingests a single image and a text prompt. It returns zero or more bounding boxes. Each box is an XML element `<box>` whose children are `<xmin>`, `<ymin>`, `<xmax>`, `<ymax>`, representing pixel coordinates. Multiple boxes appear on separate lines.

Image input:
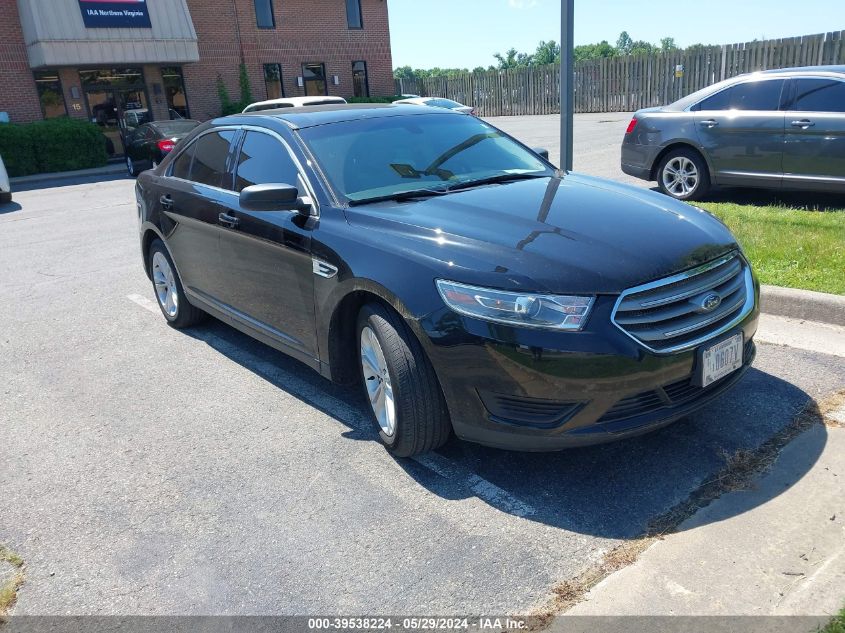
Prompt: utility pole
<box><xmin>559</xmin><ymin>0</ymin><xmax>574</xmax><ymax>171</ymax></box>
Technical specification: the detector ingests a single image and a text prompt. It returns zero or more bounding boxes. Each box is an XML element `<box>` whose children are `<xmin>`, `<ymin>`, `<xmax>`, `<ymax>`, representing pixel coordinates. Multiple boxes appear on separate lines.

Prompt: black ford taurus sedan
<box><xmin>136</xmin><ymin>104</ymin><xmax>759</xmax><ymax>456</ymax></box>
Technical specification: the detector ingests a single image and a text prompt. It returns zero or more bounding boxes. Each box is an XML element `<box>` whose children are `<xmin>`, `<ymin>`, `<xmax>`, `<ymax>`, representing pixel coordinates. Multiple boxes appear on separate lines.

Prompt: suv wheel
<box><xmin>357</xmin><ymin>303</ymin><xmax>451</xmax><ymax>457</ymax></box>
<box><xmin>148</xmin><ymin>239</ymin><xmax>206</xmax><ymax>328</ymax></box>
<box><xmin>657</xmin><ymin>148</ymin><xmax>710</xmax><ymax>201</ymax></box>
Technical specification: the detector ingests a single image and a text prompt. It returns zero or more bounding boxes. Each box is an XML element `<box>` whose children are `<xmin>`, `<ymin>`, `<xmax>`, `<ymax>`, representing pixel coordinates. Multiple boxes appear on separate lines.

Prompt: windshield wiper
<box><xmin>347</xmin><ymin>187</ymin><xmax>451</xmax><ymax>206</ymax></box>
<box><xmin>445</xmin><ymin>172</ymin><xmax>549</xmax><ymax>192</ymax></box>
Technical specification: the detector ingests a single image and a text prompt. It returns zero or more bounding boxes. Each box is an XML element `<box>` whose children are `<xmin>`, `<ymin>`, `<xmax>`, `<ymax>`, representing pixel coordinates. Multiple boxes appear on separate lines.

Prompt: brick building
<box><xmin>0</xmin><ymin>0</ymin><xmax>394</xmax><ymax>155</ymax></box>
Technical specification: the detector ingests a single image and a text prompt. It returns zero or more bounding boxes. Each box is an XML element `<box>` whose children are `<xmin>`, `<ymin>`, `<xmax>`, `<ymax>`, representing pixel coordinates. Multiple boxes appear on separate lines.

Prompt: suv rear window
<box><xmin>697</xmin><ymin>79</ymin><xmax>785</xmax><ymax>111</ymax></box>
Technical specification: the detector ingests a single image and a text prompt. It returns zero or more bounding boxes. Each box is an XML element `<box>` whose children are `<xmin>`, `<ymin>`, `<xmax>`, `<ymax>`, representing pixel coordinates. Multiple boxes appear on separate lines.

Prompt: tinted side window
<box><xmin>698</xmin><ymin>80</ymin><xmax>785</xmax><ymax>111</ymax></box>
<box><xmin>189</xmin><ymin>130</ymin><xmax>237</xmax><ymax>189</ymax></box>
<box><xmin>793</xmin><ymin>78</ymin><xmax>845</xmax><ymax>112</ymax></box>
<box><xmin>234</xmin><ymin>131</ymin><xmax>300</xmax><ymax>192</ymax></box>
<box><xmin>171</xmin><ymin>143</ymin><xmax>194</xmax><ymax>180</ymax></box>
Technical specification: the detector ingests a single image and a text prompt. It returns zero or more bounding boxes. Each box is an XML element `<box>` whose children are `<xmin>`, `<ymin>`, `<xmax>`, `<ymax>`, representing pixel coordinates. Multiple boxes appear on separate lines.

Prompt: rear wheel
<box><xmin>357</xmin><ymin>303</ymin><xmax>451</xmax><ymax>457</ymax></box>
<box><xmin>657</xmin><ymin>148</ymin><xmax>710</xmax><ymax>201</ymax></box>
<box><xmin>147</xmin><ymin>239</ymin><xmax>206</xmax><ymax>328</ymax></box>
<box><xmin>126</xmin><ymin>155</ymin><xmax>140</xmax><ymax>178</ymax></box>
<box><xmin>0</xmin><ymin>191</ymin><xmax>10</xmax><ymax>204</ymax></box>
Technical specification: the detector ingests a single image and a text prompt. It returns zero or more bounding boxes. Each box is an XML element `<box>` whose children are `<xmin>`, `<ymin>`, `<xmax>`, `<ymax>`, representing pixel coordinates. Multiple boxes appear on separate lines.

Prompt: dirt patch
<box><xmin>529</xmin><ymin>391</ymin><xmax>841</xmax><ymax>628</ymax></box>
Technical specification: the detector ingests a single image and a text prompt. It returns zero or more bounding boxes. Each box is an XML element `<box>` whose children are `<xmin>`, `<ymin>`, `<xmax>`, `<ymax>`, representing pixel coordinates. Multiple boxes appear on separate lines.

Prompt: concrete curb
<box><xmin>10</xmin><ymin>163</ymin><xmax>126</xmax><ymax>185</ymax></box>
<box><xmin>761</xmin><ymin>285</ymin><xmax>845</xmax><ymax>327</ymax></box>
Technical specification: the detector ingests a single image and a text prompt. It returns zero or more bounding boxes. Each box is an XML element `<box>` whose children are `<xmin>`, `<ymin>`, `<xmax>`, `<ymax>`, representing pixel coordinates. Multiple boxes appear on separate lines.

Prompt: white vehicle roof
<box><xmin>393</xmin><ymin>97</ymin><xmax>431</xmax><ymax>106</ymax></box>
<box><xmin>242</xmin><ymin>96</ymin><xmax>347</xmax><ymax>113</ymax></box>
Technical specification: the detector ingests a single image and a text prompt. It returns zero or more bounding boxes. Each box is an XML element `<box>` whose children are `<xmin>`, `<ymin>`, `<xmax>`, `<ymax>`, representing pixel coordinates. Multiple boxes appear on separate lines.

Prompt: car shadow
<box><xmin>702</xmin><ymin>188</ymin><xmax>845</xmax><ymax>211</ymax></box>
<box><xmin>644</xmin><ymin>184</ymin><xmax>844</xmax><ymax>212</ymax></box>
<box><xmin>182</xmin><ymin>317</ymin><xmax>826</xmax><ymax>541</ymax></box>
<box><xmin>0</xmin><ymin>201</ymin><xmax>24</xmax><ymax>214</ymax></box>
<box><xmin>11</xmin><ymin>172</ymin><xmax>131</xmax><ymax>193</ymax></box>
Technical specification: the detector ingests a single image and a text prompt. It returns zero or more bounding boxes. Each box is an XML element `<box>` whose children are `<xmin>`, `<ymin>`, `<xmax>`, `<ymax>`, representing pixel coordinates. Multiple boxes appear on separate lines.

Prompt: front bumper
<box><xmin>419</xmin><ymin>294</ymin><xmax>759</xmax><ymax>451</ymax></box>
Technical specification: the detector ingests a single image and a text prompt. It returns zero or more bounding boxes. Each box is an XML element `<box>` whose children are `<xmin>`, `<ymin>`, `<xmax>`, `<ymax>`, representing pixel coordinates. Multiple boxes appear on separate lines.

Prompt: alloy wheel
<box><xmin>360</xmin><ymin>326</ymin><xmax>396</xmax><ymax>437</ymax></box>
<box><xmin>662</xmin><ymin>156</ymin><xmax>699</xmax><ymax>197</ymax></box>
<box><xmin>151</xmin><ymin>251</ymin><xmax>179</xmax><ymax>318</ymax></box>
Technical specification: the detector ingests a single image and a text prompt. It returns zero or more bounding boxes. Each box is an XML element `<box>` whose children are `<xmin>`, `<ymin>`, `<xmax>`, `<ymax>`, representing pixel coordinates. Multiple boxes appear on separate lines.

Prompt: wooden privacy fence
<box><xmin>394</xmin><ymin>31</ymin><xmax>845</xmax><ymax>116</ymax></box>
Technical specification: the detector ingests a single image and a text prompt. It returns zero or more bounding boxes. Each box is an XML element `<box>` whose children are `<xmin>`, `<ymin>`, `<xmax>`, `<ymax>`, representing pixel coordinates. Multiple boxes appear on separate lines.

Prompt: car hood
<box><xmin>344</xmin><ymin>173</ymin><xmax>740</xmax><ymax>295</ymax></box>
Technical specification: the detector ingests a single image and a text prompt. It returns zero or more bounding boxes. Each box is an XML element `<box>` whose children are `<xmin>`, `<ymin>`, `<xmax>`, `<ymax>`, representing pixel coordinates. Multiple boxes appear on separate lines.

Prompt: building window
<box><xmin>264</xmin><ymin>64</ymin><xmax>284</xmax><ymax>100</ymax></box>
<box><xmin>161</xmin><ymin>66</ymin><xmax>190</xmax><ymax>119</ymax></box>
<box><xmin>34</xmin><ymin>71</ymin><xmax>68</xmax><ymax>118</ymax></box>
<box><xmin>352</xmin><ymin>61</ymin><xmax>369</xmax><ymax>98</ymax></box>
<box><xmin>302</xmin><ymin>63</ymin><xmax>327</xmax><ymax>96</ymax></box>
<box><xmin>254</xmin><ymin>0</ymin><xmax>275</xmax><ymax>28</ymax></box>
<box><xmin>346</xmin><ymin>0</ymin><xmax>362</xmax><ymax>29</ymax></box>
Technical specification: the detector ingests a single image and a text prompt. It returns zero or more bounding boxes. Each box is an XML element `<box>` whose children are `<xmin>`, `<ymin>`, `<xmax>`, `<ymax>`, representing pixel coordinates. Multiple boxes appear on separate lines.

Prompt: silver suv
<box><xmin>621</xmin><ymin>65</ymin><xmax>845</xmax><ymax>200</ymax></box>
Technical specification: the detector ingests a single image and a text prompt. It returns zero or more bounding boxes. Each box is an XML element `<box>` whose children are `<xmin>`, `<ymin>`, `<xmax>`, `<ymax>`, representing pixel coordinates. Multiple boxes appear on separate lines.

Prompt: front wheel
<box><xmin>147</xmin><ymin>239</ymin><xmax>206</xmax><ymax>328</ymax></box>
<box><xmin>657</xmin><ymin>148</ymin><xmax>710</xmax><ymax>201</ymax></box>
<box><xmin>357</xmin><ymin>303</ymin><xmax>451</xmax><ymax>457</ymax></box>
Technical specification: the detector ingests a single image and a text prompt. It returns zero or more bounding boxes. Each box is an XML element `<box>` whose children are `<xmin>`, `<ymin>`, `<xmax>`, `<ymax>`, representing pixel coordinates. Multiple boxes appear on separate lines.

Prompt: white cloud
<box><xmin>508</xmin><ymin>0</ymin><xmax>538</xmax><ymax>8</ymax></box>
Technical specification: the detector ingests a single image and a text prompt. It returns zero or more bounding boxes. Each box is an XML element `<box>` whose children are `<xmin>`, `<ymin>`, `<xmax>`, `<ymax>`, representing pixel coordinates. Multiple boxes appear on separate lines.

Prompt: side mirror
<box><xmin>533</xmin><ymin>147</ymin><xmax>550</xmax><ymax>161</ymax></box>
<box><xmin>239</xmin><ymin>183</ymin><xmax>313</xmax><ymax>215</ymax></box>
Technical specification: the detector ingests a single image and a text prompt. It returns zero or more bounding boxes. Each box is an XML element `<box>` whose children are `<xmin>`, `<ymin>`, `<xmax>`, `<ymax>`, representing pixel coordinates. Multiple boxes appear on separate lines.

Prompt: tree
<box><xmin>394</xmin><ymin>65</ymin><xmax>416</xmax><ymax>80</ymax></box>
<box><xmin>493</xmin><ymin>47</ymin><xmax>534</xmax><ymax>69</ymax></box>
<box><xmin>534</xmin><ymin>40</ymin><xmax>561</xmax><ymax>65</ymax></box>
<box><xmin>630</xmin><ymin>40</ymin><xmax>657</xmax><ymax>56</ymax></box>
<box><xmin>660</xmin><ymin>37</ymin><xmax>678</xmax><ymax>52</ymax></box>
<box><xmin>574</xmin><ymin>40</ymin><xmax>615</xmax><ymax>62</ymax></box>
<box><xmin>616</xmin><ymin>31</ymin><xmax>633</xmax><ymax>56</ymax></box>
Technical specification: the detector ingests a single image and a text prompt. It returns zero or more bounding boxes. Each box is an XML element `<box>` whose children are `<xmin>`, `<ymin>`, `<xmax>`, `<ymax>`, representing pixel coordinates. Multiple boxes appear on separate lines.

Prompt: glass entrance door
<box><xmin>81</xmin><ymin>68</ymin><xmax>150</xmax><ymax>157</ymax></box>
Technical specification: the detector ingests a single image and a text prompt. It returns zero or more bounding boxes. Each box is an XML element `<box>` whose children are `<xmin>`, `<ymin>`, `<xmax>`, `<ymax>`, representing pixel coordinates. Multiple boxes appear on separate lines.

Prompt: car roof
<box><xmin>759</xmin><ymin>64</ymin><xmax>845</xmax><ymax>76</ymax></box>
<box><xmin>236</xmin><ymin>103</ymin><xmax>456</xmax><ymax>129</ymax></box>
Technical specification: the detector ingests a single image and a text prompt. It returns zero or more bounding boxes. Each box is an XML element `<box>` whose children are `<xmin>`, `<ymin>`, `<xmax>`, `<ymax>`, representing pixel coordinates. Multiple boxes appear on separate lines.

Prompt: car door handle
<box><xmin>159</xmin><ymin>194</ymin><xmax>173</xmax><ymax>210</ymax></box>
<box><xmin>791</xmin><ymin>119</ymin><xmax>815</xmax><ymax>129</ymax></box>
<box><xmin>699</xmin><ymin>119</ymin><xmax>719</xmax><ymax>128</ymax></box>
<box><xmin>218</xmin><ymin>212</ymin><xmax>239</xmax><ymax>229</ymax></box>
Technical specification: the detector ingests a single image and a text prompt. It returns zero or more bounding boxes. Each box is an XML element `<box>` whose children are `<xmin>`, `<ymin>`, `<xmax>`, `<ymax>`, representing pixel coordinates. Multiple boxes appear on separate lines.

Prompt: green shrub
<box><xmin>28</xmin><ymin>119</ymin><xmax>108</xmax><ymax>173</ymax></box>
<box><xmin>0</xmin><ymin>124</ymin><xmax>38</xmax><ymax>176</ymax></box>
<box><xmin>346</xmin><ymin>95</ymin><xmax>405</xmax><ymax>104</ymax></box>
<box><xmin>0</xmin><ymin>118</ymin><xmax>107</xmax><ymax>176</ymax></box>
<box><xmin>217</xmin><ymin>63</ymin><xmax>255</xmax><ymax>116</ymax></box>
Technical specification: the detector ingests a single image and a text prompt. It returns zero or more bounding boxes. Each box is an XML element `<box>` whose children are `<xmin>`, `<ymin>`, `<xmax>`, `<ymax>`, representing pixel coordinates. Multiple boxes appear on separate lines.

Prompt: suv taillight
<box><xmin>625</xmin><ymin>118</ymin><xmax>638</xmax><ymax>134</ymax></box>
<box><xmin>157</xmin><ymin>139</ymin><xmax>175</xmax><ymax>153</ymax></box>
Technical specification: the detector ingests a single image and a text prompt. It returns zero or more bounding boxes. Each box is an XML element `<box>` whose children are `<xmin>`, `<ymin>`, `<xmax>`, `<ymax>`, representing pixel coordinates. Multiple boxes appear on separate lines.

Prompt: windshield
<box><xmin>299</xmin><ymin>113</ymin><xmax>551</xmax><ymax>203</ymax></box>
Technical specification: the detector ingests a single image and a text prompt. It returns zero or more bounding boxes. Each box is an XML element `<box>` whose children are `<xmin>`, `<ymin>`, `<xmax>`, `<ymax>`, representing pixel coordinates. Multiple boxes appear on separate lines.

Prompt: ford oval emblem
<box><xmin>699</xmin><ymin>293</ymin><xmax>722</xmax><ymax>313</ymax></box>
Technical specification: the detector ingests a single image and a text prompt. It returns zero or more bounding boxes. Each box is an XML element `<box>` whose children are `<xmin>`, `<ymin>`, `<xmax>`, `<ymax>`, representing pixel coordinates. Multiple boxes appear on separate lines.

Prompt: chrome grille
<box><xmin>611</xmin><ymin>252</ymin><xmax>754</xmax><ymax>353</ymax></box>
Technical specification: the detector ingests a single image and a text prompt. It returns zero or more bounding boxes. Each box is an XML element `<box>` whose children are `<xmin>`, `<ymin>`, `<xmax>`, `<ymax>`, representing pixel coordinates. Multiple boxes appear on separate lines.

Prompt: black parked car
<box><xmin>136</xmin><ymin>105</ymin><xmax>759</xmax><ymax>456</ymax></box>
<box><xmin>125</xmin><ymin>120</ymin><xmax>201</xmax><ymax>177</ymax></box>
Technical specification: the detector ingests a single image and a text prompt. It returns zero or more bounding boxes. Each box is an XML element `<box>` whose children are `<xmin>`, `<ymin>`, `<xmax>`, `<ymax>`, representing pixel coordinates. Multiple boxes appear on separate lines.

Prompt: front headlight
<box><xmin>435</xmin><ymin>279</ymin><xmax>594</xmax><ymax>331</ymax></box>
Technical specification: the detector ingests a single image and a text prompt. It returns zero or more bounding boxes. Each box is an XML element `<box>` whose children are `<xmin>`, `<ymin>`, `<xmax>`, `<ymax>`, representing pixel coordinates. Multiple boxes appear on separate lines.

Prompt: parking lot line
<box><xmin>413</xmin><ymin>453</ymin><xmax>537</xmax><ymax>517</ymax></box>
<box><xmin>126</xmin><ymin>292</ymin><xmax>538</xmax><ymax>518</ymax></box>
<box><xmin>127</xmin><ymin>293</ymin><xmax>161</xmax><ymax>315</ymax></box>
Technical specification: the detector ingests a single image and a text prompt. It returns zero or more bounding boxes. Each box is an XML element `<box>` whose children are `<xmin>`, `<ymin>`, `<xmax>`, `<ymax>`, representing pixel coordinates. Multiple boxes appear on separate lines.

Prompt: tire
<box><xmin>147</xmin><ymin>239</ymin><xmax>206</xmax><ymax>328</ymax></box>
<box><xmin>656</xmin><ymin>148</ymin><xmax>710</xmax><ymax>201</ymax></box>
<box><xmin>357</xmin><ymin>303</ymin><xmax>451</xmax><ymax>457</ymax></box>
<box><xmin>126</xmin><ymin>155</ymin><xmax>140</xmax><ymax>178</ymax></box>
<box><xmin>0</xmin><ymin>191</ymin><xmax>10</xmax><ymax>204</ymax></box>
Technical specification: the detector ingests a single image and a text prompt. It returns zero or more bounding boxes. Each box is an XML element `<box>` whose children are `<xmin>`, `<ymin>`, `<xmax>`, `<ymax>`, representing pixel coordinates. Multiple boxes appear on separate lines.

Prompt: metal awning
<box><xmin>16</xmin><ymin>0</ymin><xmax>199</xmax><ymax>68</ymax></box>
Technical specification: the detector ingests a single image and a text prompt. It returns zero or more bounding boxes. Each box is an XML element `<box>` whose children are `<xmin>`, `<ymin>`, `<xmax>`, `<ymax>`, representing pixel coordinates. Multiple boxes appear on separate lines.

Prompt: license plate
<box><xmin>700</xmin><ymin>333</ymin><xmax>743</xmax><ymax>388</ymax></box>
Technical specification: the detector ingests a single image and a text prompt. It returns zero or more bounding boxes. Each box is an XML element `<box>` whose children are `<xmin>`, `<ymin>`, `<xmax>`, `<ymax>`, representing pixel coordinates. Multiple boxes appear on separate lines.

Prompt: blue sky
<box><xmin>388</xmin><ymin>0</ymin><xmax>843</xmax><ymax>69</ymax></box>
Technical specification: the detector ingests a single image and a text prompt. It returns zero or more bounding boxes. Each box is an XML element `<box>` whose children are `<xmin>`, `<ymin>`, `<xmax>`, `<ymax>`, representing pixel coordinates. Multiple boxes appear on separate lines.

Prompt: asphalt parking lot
<box><xmin>2</xmin><ymin>119</ymin><xmax>845</xmax><ymax>615</ymax></box>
